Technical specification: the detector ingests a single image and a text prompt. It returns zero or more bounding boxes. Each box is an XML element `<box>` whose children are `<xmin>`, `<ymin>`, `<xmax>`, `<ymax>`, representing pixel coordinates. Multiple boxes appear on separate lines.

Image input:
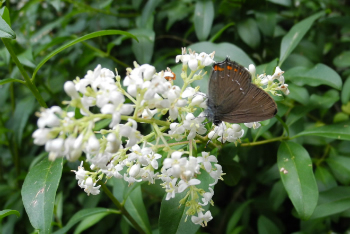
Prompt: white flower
<box><xmin>105</xmin><ymin>133</ymin><xmax>120</xmax><ymax>154</ymax></box>
<box><xmin>248</xmin><ymin>64</ymin><xmax>256</xmax><ymax>78</ymax></box>
<box><xmin>244</xmin><ymin>122</ymin><xmax>261</xmax><ymax>129</ymax></box>
<box><xmin>182</xmin><ymin>113</ymin><xmax>207</xmax><ymax>140</ymax></box>
<box><xmin>181</xmin><ymin>87</ymin><xmax>196</xmax><ymax>98</ymax></box>
<box><xmin>72</xmin><ymin>161</ymin><xmax>87</xmax><ymax>186</ymax></box>
<box><xmin>64</xmin><ymin>136</ymin><xmax>82</xmax><ymax>161</ymax></box>
<box><xmin>32</xmin><ymin>128</ymin><xmax>51</xmax><ymax>145</ymax></box>
<box><xmin>277</xmin><ymin>84</ymin><xmax>290</xmax><ymax>95</ymax></box>
<box><xmin>198</xmin><ymin>152</ymin><xmax>218</xmax><ymax>172</ymax></box>
<box><xmin>168</xmin><ymin>123</ymin><xmax>186</xmax><ymax>141</ymax></box>
<box><xmin>175</xmin><ymin>47</ymin><xmax>191</xmax><ymax>65</ymax></box>
<box><xmin>85</xmin><ymin>135</ymin><xmax>100</xmax><ymax>154</ymax></box>
<box><xmin>209</xmin><ymin>164</ymin><xmax>224</xmax><ymax>186</ymax></box>
<box><xmin>178</xmin><ymin>178</ymin><xmax>201</xmax><ymax>193</ymax></box>
<box><xmin>64</xmin><ymin>81</ymin><xmax>80</xmax><ymax>99</ymax></box>
<box><xmin>191</xmin><ymin>211</ymin><xmax>213</xmax><ymax>227</ymax></box>
<box><xmin>162</xmin><ymin>151</ymin><xmax>186</xmax><ymax>178</ymax></box>
<box><xmin>82</xmin><ymin>177</ymin><xmax>101</xmax><ymax>196</ymax></box>
<box><xmin>45</xmin><ymin>138</ymin><xmax>65</xmax><ymax>161</ymax></box>
<box><xmin>199</xmin><ymin>187</ymin><xmax>214</xmax><ymax>206</ymax></box>
<box><xmin>119</xmin><ymin>119</ymin><xmax>142</xmax><ymax>147</ymax></box>
<box><xmin>162</xmin><ymin>177</ymin><xmax>178</xmax><ymax>200</ymax></box>
<box><xmin>37</xmin><ymin>106</ymin><xmax>62</xmax><ymax>128</ymax></box>
<box><xmin>129</xmin><ymin>163</ymin><xmax>141</xmax><ymax>177</ymax></box>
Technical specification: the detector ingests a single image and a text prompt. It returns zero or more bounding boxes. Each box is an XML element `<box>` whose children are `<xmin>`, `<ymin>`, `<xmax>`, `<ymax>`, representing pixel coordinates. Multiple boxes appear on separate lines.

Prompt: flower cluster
<box><xmin>32</xmin><ymin>48</ymin><xmax>288</xmax><ymax>227</ymax></box>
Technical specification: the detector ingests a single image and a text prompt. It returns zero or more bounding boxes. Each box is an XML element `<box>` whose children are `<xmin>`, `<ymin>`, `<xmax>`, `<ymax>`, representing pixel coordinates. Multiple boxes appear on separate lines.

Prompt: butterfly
<box><xmin>206</xmin><ymin>57</ymin><xmax>277</xmax><ymax>126</ymax></box>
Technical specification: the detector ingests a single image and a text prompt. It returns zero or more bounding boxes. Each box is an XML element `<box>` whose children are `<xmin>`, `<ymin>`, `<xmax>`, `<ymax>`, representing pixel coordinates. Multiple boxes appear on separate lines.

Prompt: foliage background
<box><xmin>1</xmin><ymin>0</ymin><xmax>350</xmax><ymax>233</ymax></box>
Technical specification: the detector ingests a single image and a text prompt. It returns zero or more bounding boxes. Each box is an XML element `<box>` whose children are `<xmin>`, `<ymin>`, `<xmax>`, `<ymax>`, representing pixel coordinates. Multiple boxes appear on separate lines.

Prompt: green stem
<box><xmin>240</xmin><ymin>136</ymin><xmax>289</xmax><ymax>147</ymax></box>
<box><xmin>2</xmin><ymin>39</ymin><xmax>47</xmax><ymax>108</ymax></box>
<box><xmin>98</xmin><ymin>182</ymin><xmax>146</xmax><ymax>234</ymax></box>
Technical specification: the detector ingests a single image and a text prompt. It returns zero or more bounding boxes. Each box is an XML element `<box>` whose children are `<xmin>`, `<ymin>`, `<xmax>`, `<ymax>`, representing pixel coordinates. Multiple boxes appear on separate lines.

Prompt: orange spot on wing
<box><xmin>234</xmin><ymin>68</ymin><xmax>238</xmax><ymax>72</ymax></box>
<box><xmin>214</xmin><ymin>65</ymin><xmax>224</xmax><ymax>71</ymax></box>
<box><xmin>227</xmin><ymin>65</ymin><xmax>233</xmax><ymax>70</ymax></box>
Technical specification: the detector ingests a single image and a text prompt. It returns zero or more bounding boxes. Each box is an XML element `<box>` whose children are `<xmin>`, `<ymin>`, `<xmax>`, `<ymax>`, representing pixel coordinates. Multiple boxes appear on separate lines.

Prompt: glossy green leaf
<box><xmin>326</xmin><ymin>156</ymin><xmax>350</xmax><ymax>185</ymax></box>
<box><xmin>334</xmin><ymin>112</ymin><xmax>349</xmax><ymax>123</ymax></box>
<box><xmin>0</xmin><ymin>209</ymin><xmax>20</xmax><ymax>219</ymax></box>
<box><xmin>279</xmin><ymin>11</ymin><xmax>325</xmax><ymax>66</ymax></box>
<box><xmin>269</xmin><ymin>180</ymin><xmax>287</xmax><ymax>211</ymax></box>
<box><xmin>129</xmin><ymin>28</ymin><xmax>155</xmax><ymax>64</ymax></box>
<box><xmin>159</xmin><ymin>169</ymin><xmax>212</xmax><ymax>234</ymax></box>
<box><xmin>341</xmin><ymin>75</ymin><xmax>350</xmax><ymax>104</ymax></box>
<box><xmin>22</xmin><ymin>157</ymin><xmax>63</xmax><ymax>234</ymax></box>
<box><xmin>209</xmin><ymin>22</ymin><xmax>235</xmax><ymax>42</ymax></box>
<box><xmin>282</xmin><ymin>53</ymin><xmax>314</xmax><ymax>71</ymax></box>
<box><xmin>112</xmin><ymin>178</ymin><xmax>150</xmax><ymax>233</ymax></box>
<box><xmin>295</xmin><ymin>121</ymin><xmax>350</xmax><ymax>140</ymax></box>
<box><xmin>74</xmin><ymin>212</ymin><xmax>109</xmax><ymax>234</ymax></box>
<box><xmin>124</xmin><ymin>186</ymin><xmax>152</xmax><ymax>233</ymax></box>
<box><xmin>53</xmin><ymin>208</ymin><xmax>117</xmax><ymax>234</ymax></box>
<box><xmin>194</xmin><ymin>0</ymin><xmax>214</xmax><ymax>41</ymax></box>
<box><xmin>267</xmin><ymin>0</ymin><xmax>291</xmax><ymax>6</ymax></box>
<box><xmin>237</xmin><ymin>18</ymin><xmax>261</xmax><ymax>49</ymax></box>
<box><xmin>32</xmin><ymin>30</ymin><xmax>138</xmax><ymax>81</ymax></box>
<box><xmin>309</xmin><ymin>89</ymin><xmax>339</xmax><ymax>109</ymax></box>
<box><xmin>7</xmin><ymin>97</ymin><xmax>35</xmax><ymax>146</ymax></box>
<box><xmin>315</xmin><ymin>166</ymin><xmax>337</xmax><ymax>192</ymax></box>
<box><xmin>0</xmin><ymin>7</ymin><xmax>11</xmax><ymax>26</ymax></box>
<box><xmin>226</xmin><ymin>200</ymin><xmax>253</xmax><ymax>233</ymax></box>
<box><xmin>0</xmin><ymin>15</ymin><xmax>15</xmax><ymax>39</ymax></box>
<box><xmin>333</xmin><ymin>51</ymin><xmax>350</xmax><ymax>68</ymax></box>
<box><xmin>256</xmin><ymin>58</ymin><xmax>278</xmax><ymax>76</ymax></box>
<box><xmin>277</xmin><ymin>141</ymin><xmax>318</xmax><ymax>220</ymax></box>
<box><xmin>255</xmin><ymin>12</ymin><xmax>277</xmax><ymax>37</ymax></box>
<box><xmin>310</xmin><ymin>187</ymin><xmax>350</xmax><ymax>219</ymax></box>
<box><xmin>287</xmin><ymin>84</ymin><xmax>309</xmax><ymax>104</ymax></box>
<box><xmin>285</xmin><ymin>64</ymin><xmax>342</xmax><ymax>90</ymax></box>
<box><xmin>140</xmin><ymin>0</ymin><xmax>162</xmax><ymax>28</ymax></box>
<box><xmin>257</xmin><ymin>215</ymin><xmax>282</xmax><ymax>234</ymax></box>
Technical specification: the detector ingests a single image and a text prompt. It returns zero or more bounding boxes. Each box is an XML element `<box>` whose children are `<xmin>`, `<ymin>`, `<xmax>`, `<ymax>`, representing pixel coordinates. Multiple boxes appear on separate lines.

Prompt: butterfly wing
<box><xmin>208</xmin><ymin>58</ymin><xmax>251</xmax><ymax>115</ymax></box>
<box><xmin>219</xmin><ymin>83</ymin><xmax>277</xmax><ymax>123</ymax></box>
<box><xmin>208</xmin><ymin>58</ymin><xmax>277</xmax><ymax>123</ymax></box>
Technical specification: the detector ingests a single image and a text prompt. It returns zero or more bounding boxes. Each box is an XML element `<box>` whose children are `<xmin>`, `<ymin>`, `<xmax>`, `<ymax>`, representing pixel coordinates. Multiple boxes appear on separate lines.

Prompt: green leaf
<box><xmin>315</xmin><ymin>166</ymin><xmax>337</xmax><ymax>192</ymax></box>
<box><xmin>219</xmin><ymin>145</ymin><xmax>241</xmax><ymax>186</ymax></box>
<box><xmin>74</xmin><ymin>212</ymin><xmax>109</xmax><ymax>234</ymax></box>
<box><xmin>209</xmin><ymin>22</ymin><xmax>235</xmax><ymax>42</ymax></box>
<box><xmin>7</xmin><ymin>97</ymin><xmax>35</xmax><ymax>146</ymax></box>
<box><xmin>194</xmin><ymin>0</ymin><xmax>214</xmax><ymax>41</ymax></box>
<box><xmin>18</xmin><ymin>48</ymin><xmax>36</xmax><ymax>68</ymax></box>
<box><xmin>341</xmin><ymin>75</ymin><xmax>350</xmax><ymax>104</ymax></box>
<box><xmin>237</xmin><ymin>18</ymin><xmax>261</xmax><ymax>49</ymax></box>
<box><xmin>285</xmin><ymin>64</ymin><xmax>342</xmax><ymax>90</ymax></box>
<box><xmin>255</xmin><ymin>12</ymin><xmax>277</xmax><ymax>37</ymax></box>
<box><xmin>140</xmin><ymin>0</ymin><xmax>162</xmax><ymax>28</ymax></box>
<box><xmin>286</xmin><ymin>106</ymin><xmax>314</xmax><ymax>127</ymax></box>
<box><xmin>124</xmin><ymin>186</ymin><xmax>152</xmax><ymax>233</ymax></box>
<box><xmin>309</xmin><ymin>186</ymin><xmax>350</xmax><ymax>219</ymax></box>
<box><xmin>0</xmin><ymin>6</ymin><xmax>11</xmax><ymax>26</ymax></box>
<box><xmin>129</xmin><ymin>28</ymin><xmax>155</xmax><ymax>64</ymax></box>
<box><xmin>22</xmin><ymin>157</ymin><xmax>63</xmax><ymax>234</ymax></box>
<box><xmin>326</xmin><ymin>156</ymin><xmax>350</xmax><ymax>185</ymax></box>
<box><xmin>309</xmin><ymin>89</ymin><xmax>339</xmax><ymax>109</ymax></box>
<box><xmin>267</xmin><ymin>0</ymin><xmax>291</xmax><ymax>6</ymax></box>
<box><xmin>32</xmin><ymin>30</ymin><xmax>138</xmax><ymax>81</ymax></box>
<box><xmin>226</xmin><ymin>200</ymin><xmax>253</xmax><ymax>233</ymax></box>
<box><xmin>53</xmin><ymin>208</ymin><xmax>117</xmax><ymax>234</ymax></box>
<box><xmin>279</xmin><ymin>11</ymin><xmax>325</xmax><ymax>66</ymax></box>
<box><xmin>112</xmin><ymin>178</ymin><xmax>150</xmax><ymax>233</ymax></box>
<box><xmin>277</xmin><ymin>142</ymin><xmax>318</xmax><ymax>220</ymax></box>
<box><xmin>256</xmin><ymin>58</ymin><xmax>278</xmax><ymax>76</ymax></box>
<box><xmin>333</xmin><ymin>51</ymin><xmax>350</xmax><ymax>68</ymax></box>
<box><xmin>257</xmin><ymin>215</ymin><xmax>282</xmax><ymax>234</ymax></box>
<box><xmin>269</xmin><ymin>180</ymin><xmax>287</xmax><ymax>211</ymax></box>
<box><xmin>0</xmin><ymin>209</ymin><xmax>20</xmax><ymax>219</ymax></box>
<box><xmin>295</xmin><ymin>120</ymin><xmax>350</xmax><ymax>140</ymax></box>
<box><xmin>287</xmin><ymin>84</ymin><xmax>310</xmax><ymax>104</ymax></box>
<box><xmin>0</xmin><ymin>15</ymin><xmax>15</xmax><ymax>39</ymax></box>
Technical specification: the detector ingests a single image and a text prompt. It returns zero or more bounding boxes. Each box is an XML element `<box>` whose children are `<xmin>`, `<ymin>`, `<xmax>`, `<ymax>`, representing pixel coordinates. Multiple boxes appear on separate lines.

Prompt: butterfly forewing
<box><xmin>207</xmin><ymin>57</ymin><xmax>277</xmax><ymax>124</ymax></box>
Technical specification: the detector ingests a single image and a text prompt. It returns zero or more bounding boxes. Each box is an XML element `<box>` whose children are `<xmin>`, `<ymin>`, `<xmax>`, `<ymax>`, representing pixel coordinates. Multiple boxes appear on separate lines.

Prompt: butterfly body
<box><xmin>206</xmin><ymin>58</ymin><xmax>277</xmax><ymax>125</ymax></box>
